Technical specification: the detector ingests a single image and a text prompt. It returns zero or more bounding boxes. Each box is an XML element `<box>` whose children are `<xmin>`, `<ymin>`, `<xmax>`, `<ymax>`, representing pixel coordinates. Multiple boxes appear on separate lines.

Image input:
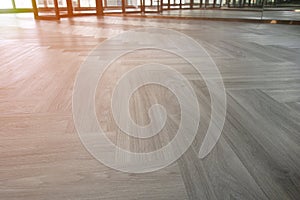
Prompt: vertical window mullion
<box><xmin>11</xmin><ymin>0</ymin><xmax>16</xmax><ymax>9</ymax></box>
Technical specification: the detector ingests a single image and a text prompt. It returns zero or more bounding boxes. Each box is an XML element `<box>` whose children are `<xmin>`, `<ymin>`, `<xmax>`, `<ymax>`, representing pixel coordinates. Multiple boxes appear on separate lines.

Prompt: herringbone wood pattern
<box><xmin>1</xmin><ymin>14</ymin><xmax>300</xmax><ymax>200</ymax></box>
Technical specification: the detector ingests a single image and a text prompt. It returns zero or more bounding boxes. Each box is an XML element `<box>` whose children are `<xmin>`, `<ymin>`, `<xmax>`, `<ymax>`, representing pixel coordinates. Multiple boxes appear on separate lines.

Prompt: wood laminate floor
<box><xmin>0</xmin><ymin>13</ymin><xmax>300</xmax><ymax>200</ymax></box>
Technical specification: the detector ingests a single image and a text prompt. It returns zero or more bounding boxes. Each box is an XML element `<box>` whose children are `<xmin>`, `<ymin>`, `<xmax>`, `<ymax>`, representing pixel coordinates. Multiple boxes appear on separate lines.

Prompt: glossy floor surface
<box><xmin>0</xmin><ymin>14</ymin><xmax>300</xmax><ymax>200</ymax></box>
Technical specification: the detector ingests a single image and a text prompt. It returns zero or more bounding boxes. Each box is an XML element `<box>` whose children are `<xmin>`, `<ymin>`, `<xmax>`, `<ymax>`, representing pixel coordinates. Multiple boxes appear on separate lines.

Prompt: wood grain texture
<box><xmin>0</xmin><ymin>13</ymin><xmax>300</xmax><ymax>200</ymax></box>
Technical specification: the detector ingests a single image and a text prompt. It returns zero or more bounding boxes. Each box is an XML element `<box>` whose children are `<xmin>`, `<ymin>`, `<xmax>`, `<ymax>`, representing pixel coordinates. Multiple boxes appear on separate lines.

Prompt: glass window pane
<box><xmin>0</xmin><ymin>0</ymin><xmax>13</xmax><ymax>9</ymax></box>
<box><xmin>47</xmin><ymin>0</ymin><xmax>55</xmax><ymax>7</ymax></box>
<box><xmin>15</xmin><ymin>0</ymin><xmax>33</xmax><ymax>8</ymax></box>
<box><xmin>58</xmin><ymin>0</ymin><xmax>67</xmax><ymax>6</ymax></box>
<box><xmin>80</xmin><ymin>0</ymin><xmax>96</xmax><ymax>7</ymax></box>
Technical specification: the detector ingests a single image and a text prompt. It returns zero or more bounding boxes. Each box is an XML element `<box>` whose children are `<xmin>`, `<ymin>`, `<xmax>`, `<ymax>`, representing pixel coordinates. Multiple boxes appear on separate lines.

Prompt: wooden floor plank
<box><xmin>0</xmin><ymin>14</ymin><xmax>300</xmax><ymax>200</ymax></box>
